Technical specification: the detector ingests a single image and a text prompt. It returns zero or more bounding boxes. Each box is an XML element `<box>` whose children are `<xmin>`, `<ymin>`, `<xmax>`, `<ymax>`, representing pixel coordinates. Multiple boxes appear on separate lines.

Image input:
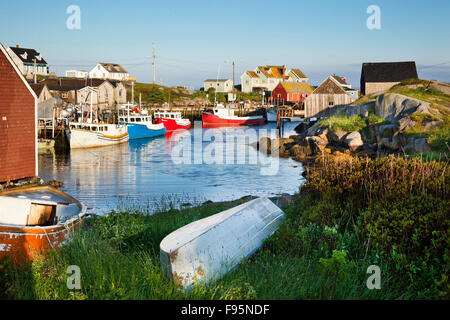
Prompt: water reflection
<box><xmin>39</xmin><ymin>122</ymin><xmax>305</xmax><ymax>214</ymax></box>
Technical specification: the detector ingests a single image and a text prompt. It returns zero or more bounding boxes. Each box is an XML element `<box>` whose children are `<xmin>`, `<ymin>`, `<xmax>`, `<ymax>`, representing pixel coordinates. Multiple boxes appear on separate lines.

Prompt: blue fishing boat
<box><xmin>119</xmin><ymin>104</ymin><xmax>166</xmax><ymax>140</ymax></box>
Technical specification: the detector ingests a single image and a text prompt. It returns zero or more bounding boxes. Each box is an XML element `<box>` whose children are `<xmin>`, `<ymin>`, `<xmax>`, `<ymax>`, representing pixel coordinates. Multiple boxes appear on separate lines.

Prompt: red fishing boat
<box><xmin>202</xmin><ymin>104</ymin><xmax>266</xmax><ymax>126</ymax></box>
<box><xmin>153</xmin><ymin>111</ymin><xmax>191</xmax><ymax>132</ymax></box>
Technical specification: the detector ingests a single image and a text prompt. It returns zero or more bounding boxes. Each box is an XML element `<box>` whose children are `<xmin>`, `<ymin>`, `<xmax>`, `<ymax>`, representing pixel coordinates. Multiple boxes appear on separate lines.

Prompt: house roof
<box><xmin>40</xmin><ymin>78</ymin><xmax>112</xmax><ymax>91</ymax></box>
<box><xmin>281</xmin><ymin>82</ymin><xmax>314</xmax><ymax>94</ymax></box>
<box><xmin>246</xmin><ymin>71</ymin><xmax>258</xmax><ymax>78</ymax></box>
<box><xmin>361</xmin><ymin>61</ymin><xmax>418</xmax><ymax>83</ymax></box>
<box><xmin>289</xmin><ymin>68</ymin><xmax>307</xmax><ymax>79</ymax></box>
<box><xmin>312</xmin><ymin>76</ymin><xmax>348</xmax><ymax>95</ymax></box>
<box><xmin>258</xmin><ymin>66</ymin><xmax>285</xmax><ymax>79</ymax></box>
<box><xmin>331</xmin><ymin>74</ymin><xmax>347</xmax><ymax>85</ymax></box>
<box><xmin>8</xmin><ymin>47</ymin><xmax>47</xmax><ymax>64</ymax></box>
<box><xmin>0</xmin><ymin>43</ymin><xmax>37</xmax><ymax>101</ymax></box>
<box><xmin>98</xmin><ymin>63</ymin><xmax>128</xmax><ymax>74</ymax></box>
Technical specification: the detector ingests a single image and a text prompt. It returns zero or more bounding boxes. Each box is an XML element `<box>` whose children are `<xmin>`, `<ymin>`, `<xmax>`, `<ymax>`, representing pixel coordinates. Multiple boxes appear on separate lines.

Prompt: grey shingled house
<box><xmin>360</xmin><ymin>61</ymin><xmax>418</xmax><ymax>95</ymax></box>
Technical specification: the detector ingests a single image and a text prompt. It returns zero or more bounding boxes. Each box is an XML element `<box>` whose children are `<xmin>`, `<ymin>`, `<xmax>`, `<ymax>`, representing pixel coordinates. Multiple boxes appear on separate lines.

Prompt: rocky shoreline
<box><xmin>254</xmin><ymin>92</ymin><xmax>449</xmax><ymax>167</ymax></box>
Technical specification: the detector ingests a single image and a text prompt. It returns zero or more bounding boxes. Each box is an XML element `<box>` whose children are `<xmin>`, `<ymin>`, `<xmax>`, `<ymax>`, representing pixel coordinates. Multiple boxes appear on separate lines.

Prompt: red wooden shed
<box><xmin>0</xmin><ymin>43</ymin><xmax>38</xmax><ymax>183</ymax></box>
<box><xmin>270</xmin><ymin>82</ymin><xmax>314</xmax><ymax>103</ymax></box>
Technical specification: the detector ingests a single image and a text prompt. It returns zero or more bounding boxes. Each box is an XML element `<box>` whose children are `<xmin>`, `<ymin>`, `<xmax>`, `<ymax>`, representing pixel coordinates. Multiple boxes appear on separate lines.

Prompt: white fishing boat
<box><xmin>160</xmin><ymin>197</ymin><xmax>285</xmax><ymax>289</ymax></box>
<box><xmin>67</xmin><ymin>122</ymin><xmax>129</xmax><ymax>149</ymax></box>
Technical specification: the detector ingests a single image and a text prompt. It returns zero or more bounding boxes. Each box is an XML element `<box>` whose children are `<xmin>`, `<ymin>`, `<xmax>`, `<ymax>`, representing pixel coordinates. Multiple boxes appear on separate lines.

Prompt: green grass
<box><xmin>1</xmin><ymin>157</ymin><xmax>448</xmax><ymax>300</ymax></box>
<box><xmin>0</xmin><ymin>198</ymin><xmax>405</xmax><ymax>300</ymax></box>
<box><xmin>319</xmin><ymin>115</ymin><xmax>368</xmax><ymax>132</ymax></box>
<box><xmin>388</xmin><ymin>80</ymin><xmax>450</xmax><ymax>110</ymax></box>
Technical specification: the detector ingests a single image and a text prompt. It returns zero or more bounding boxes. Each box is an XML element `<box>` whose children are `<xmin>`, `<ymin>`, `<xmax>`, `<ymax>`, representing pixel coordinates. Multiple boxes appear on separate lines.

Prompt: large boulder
<box><xmin>327</xmin><ymin>130</ymin><xmax>347</xmax><ymax>144</ymax></box>
<box><xmin>344</xmin><ymin>131</ymin><xmax>364</xmax><ymax>151</ymax></box>
<box><xmin>306</xmin><ymin>135</ymin><xmax>328</xmax><ymax>154</ymax></box>
<box><xmin>375</xmin><ymin>93</ymin><xmax>432</xmax><ymax>124</ymax></box>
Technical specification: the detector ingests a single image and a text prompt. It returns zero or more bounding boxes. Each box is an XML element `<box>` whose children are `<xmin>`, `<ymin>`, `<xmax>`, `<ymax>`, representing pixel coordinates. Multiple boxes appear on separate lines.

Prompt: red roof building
<box><xmin>0</xmin><ymin>43</ymin><xmax>38</xmax><ymax>183</ymax></box>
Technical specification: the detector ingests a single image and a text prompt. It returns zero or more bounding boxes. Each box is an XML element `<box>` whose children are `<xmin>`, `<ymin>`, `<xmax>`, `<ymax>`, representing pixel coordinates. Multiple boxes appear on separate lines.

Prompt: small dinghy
<box><xmin>0</xmin><ymin>185</ymin><xmax>87</xmax><ymax>265</ymax></box>
<box><xmin>160</xmin><ymin>197</ymin><xmax>284</xmax><ymax>289</ymax></box>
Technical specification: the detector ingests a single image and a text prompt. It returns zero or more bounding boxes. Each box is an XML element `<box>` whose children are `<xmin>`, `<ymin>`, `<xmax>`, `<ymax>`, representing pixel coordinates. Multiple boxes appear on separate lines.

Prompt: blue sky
<box><xmin>1</xmin><ymin>0</ymin><xmax>449</xmax><ymax>88</ymax></box>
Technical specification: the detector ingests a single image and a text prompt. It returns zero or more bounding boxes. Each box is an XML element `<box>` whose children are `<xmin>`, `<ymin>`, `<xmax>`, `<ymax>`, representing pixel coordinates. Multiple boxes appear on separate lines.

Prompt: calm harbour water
<box><xmin>39</xmin><ymin>122</ymin><xmax>305</xmax><ymax>214</ymax></box>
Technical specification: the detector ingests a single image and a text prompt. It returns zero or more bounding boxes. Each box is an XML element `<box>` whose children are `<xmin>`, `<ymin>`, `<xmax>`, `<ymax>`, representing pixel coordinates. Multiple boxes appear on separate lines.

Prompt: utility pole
<box><xmin>153</xmin><ymin>43</ymin><xmax>156</xmax><ymax>85</ymax></box>
<box><xmin>232</xmin><ymin>61</ymin><xmax>235</xmax><ymax>91</ymax></box>
<box><xmin>33</xmin><ymin>58</ymin><xmax>37</xmax><ymax>84</ymax></box>
<box><xmin>131</xmin><ymin>81</ymin><xmax>135</xmax><ymax>104</ymax></box>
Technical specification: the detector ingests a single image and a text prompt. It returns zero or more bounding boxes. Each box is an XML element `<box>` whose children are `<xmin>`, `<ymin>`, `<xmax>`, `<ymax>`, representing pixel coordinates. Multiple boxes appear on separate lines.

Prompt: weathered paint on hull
<box><xmin>0</xmin><ymin>210</ymin><xmax>86</xmax><ymax>266</ymax></box>
<box><xmin>160</xmin><ymin>197</ymin><xmax>285</xmax><ymax>289</ymax></box>
<box><xmin>0</xmin><ymin>185</ymin><xmax>87</xmax><ymax>266</ymax></box>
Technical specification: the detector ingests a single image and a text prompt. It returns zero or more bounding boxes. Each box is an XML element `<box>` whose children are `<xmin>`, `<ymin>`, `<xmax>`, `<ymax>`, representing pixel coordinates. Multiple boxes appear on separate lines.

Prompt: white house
<box><xmin>66</xmin><ymin>69</ymin><xmax>89</xmax><ymax>78</ymax></box>
<box><xmin>240</xmin><ymin>66</ymin><xmax>309</xmax><ymax>93</ymax></box>
<box><xmin>203</xmin><ymin>79</ymin><xmax>233</xmax><ymax>93</ymax></box>
<box><xmin>89</xmin><ymin>63</ymin><xmax>129</xmax><ymax>81</ymax></box>
<box><xmin>6</xmin><ymin>45</ymin><xmax>49</xmax><ymax>77</ymax></box>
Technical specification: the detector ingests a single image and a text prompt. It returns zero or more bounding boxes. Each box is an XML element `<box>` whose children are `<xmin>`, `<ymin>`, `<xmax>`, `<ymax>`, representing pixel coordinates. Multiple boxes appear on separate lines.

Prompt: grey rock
<box><xmin>259</xmin><ymin>137</ymin><xmax>271</xmax><ymax>155</ymax></box>
<box><xmin>375</xmin><ymin>93</ymin><xmax>432</xmax><ymax>124</ymax></box>
<box><xmin>344</xmin><ymin>131</ymin><xmax>364</xmax><ymax>151</ymax></box>
<box><xmin>327</xmin><ymin>130</ymin><xmax>347</xmax><ymax>144</ymax></box>
<box><xmin>414</xmin><ymin>138</ymin><xmax>431</xmax><ymax>153</ymax></box>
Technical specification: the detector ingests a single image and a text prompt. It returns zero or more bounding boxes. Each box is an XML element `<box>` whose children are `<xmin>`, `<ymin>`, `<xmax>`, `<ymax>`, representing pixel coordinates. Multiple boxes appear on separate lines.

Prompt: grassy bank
<box><xmin>1</xmin><ymin>157</ymin><xmax>448</xmax><ymax>300</ymax></box>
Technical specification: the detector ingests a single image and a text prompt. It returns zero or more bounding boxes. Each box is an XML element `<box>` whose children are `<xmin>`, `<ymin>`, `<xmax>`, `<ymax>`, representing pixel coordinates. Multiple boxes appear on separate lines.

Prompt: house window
<box><xmin>62</xmin><ymin>93</ymin><xmax>68</xmax><ymax>98</ymax></box>
<box><xmin>328</xmin><ymin>101</ymin><xmax>334</xmax><ymax>106</ymax></box>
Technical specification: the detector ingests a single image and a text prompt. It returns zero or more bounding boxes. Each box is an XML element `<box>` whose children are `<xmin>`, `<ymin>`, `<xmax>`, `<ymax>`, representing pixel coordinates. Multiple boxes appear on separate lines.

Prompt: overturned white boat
<box><xmin>160</xmin><ymin>197</ymin><xmax>285</xmax><ymax>289</ymax></box>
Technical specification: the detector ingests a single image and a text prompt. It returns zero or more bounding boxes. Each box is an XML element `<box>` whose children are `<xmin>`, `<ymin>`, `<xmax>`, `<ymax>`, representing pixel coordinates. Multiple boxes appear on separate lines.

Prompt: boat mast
<box><xmin>214</xmin><ymin>64</ymin><xmax>220</xmax><ymax>106</ymax></box>
<box><xmin>90</xmin><ymin>88</ymin><xmax>93</xmax><ymax>123</ymax></box>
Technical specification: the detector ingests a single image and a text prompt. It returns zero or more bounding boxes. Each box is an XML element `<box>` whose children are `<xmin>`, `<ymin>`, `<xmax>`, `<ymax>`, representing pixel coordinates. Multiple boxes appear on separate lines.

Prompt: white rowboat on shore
<box><xmin>160</xmin><ymin>197</ymin><xmax>285</xmax><ymax>289</ymax></box>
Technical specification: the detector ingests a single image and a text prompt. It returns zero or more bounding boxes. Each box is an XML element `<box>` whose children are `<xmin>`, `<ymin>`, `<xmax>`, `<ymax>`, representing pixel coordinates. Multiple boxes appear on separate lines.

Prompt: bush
<box><xmin>301</xmin><ymin>155</ymin><xmax>450</xmax><ymax>298</ymax></box>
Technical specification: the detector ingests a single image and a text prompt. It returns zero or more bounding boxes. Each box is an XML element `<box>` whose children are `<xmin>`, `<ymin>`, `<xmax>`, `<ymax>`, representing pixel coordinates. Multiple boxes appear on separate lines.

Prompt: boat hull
<box><xmin>0</xmin><ymin>212</ymin><xmax>86</xmax><ymax>265</ymax></box>
<box><xmin>122</xmin><ymin>123</ymin><xmax>166</xmax><ymax>140</ymax></box>
<box><xmin>69</xmin><ymin>128</ymin><xmax>129</xmax><ymax>149</ymax></box>
<box><xmin>160</xmin><ymin>197</ymin><xmax>285</xmax><ymax>289</ymax></box>
<box><xmin>153</xmin><ymin>118</ymin><xmax>191</xmax><ymax>132</ymax></box>
<box><xmin>0</xmin><ymin>185</ymin><xmax>87</xmax><ymax>265</ymax></box>
<box><xmin>202</xmin><ymin>112</ymin><xmax>266</xmax><ymax>126</ymax></box>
